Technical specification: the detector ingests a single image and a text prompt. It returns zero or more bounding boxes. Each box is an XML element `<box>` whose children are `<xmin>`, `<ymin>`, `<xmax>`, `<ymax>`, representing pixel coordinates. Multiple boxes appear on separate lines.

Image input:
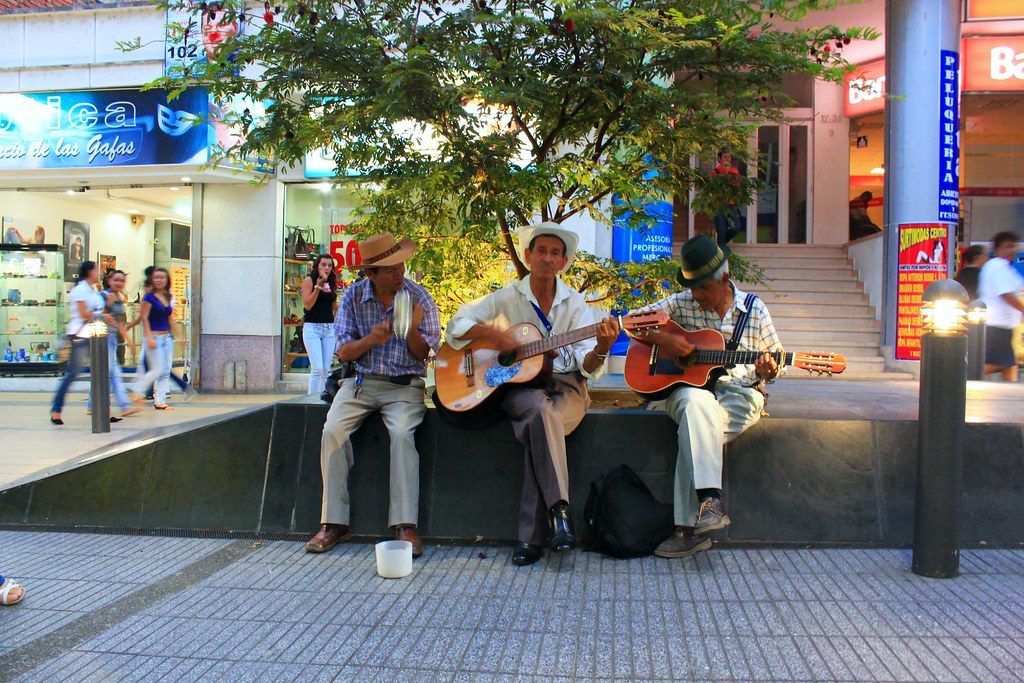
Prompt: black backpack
<box><xmin>584</xmin><ymin>464</ymin><xmax>674</xmax><ymax>558</ymax></box>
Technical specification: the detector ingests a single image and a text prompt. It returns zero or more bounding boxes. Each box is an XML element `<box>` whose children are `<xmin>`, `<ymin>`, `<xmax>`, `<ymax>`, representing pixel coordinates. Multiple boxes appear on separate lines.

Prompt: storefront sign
<box><xmin>0</xmin><ymin>89</ymin><xmax>209</xmax><ymax>170</ymax></box>
<box><xmin>894</xmin><ymin>223</ymin><xmax>952</xmax><ymax>361</ymax></box>
<box><xmin>323</xmin><ymin>208</ymin><xmax>364</xmax><ymax>286</ymax></box>
<box><xmin>966</xmin><ymin>0</ymin><xmax>1024</xmax><ymax>21</ymax></box>
<box><xmin>170</xmin><ymin>266</ymin><xmax>190</xmax><ymax>321</ymax></box>
<box><xmin>845</xmin><ymin>59</ymin><xmax>886</xmax><ymax>117</ymax></box>
<box><xmin>611</xmin><ymin>196</ymin><xmax>674</xmax><ymax>264</ymax></box>
<box><xmin>963</xmin><ymin>36</ymin><xmax>1024</xmax><ymax>91</ymax></box>
<box><xmin>938</xmin><ymin>50</ymin><xmax>960</xmax><ymax>223</ymax></box>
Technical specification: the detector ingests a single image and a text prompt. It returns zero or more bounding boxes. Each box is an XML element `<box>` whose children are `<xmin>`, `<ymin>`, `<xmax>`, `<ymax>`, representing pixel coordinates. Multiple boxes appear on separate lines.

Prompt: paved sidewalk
<box><xmin>1</xmin><ymin>530</ymin><xmax>1022</xmax><ymax>682</ymax></box>
<box><xmin>0</xmin><ymin>391</ymin><xmax>295</xmax><ymax>488</ymax></box>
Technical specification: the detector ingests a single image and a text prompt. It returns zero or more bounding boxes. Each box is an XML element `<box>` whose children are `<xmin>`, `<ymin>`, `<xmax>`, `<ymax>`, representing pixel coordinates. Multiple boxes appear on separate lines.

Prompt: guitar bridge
<box><xmin>463</xmin><ymin>350</ymin><xmax>474</xmax><ymax>387</ymax></box>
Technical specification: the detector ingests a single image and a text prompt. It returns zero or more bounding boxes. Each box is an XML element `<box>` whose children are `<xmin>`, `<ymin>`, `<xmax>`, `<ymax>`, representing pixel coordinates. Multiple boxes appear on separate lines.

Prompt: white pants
<box><xmin>302</xmin><ymin>322</ymin><xmax>336</xmax><ymax>395</ymax></box>
<box><xmin>319</xmin><ymin>376</ymin><xmax>426</xmax><ymax>527</ymax></box>
<box><xmin>648</xmin><ymin>382</ymin><xmax>764</xmax><ymax>526</ymax></box>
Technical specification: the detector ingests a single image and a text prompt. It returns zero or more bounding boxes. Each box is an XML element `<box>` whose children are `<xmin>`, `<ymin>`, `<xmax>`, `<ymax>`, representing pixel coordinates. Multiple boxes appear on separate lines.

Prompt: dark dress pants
<box><xmin>500</xmin><ymin>372</ymin><xmax>590</xmax><ymax>546</ymax></box>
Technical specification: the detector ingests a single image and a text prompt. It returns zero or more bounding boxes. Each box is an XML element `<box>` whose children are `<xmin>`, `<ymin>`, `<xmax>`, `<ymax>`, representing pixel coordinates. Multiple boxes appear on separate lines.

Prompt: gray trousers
<box><xmin>648</xmin><ymin>382</ymin><xmax>764</xmax><ymax>526</ymax></box>
<box><xmin>319</xmin><ymin>376</ymin><xmax>426</xmax><ymax>528</ymax></box>
<box><xmin>501</xmin><ymin>373</ymin><xmax>590</xmax><ymax>545</ymax></box>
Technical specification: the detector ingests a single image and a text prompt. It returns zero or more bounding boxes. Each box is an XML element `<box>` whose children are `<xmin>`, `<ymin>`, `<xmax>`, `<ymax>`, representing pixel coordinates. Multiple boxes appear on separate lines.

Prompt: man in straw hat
<box><xmin>305</xmin><ymin>232</ymin><xmax>441</xmax><ymax>558</ymax></box>
<box><xmin>630</xmin><ymin>234</ymin><xmax>783</xmax><ymax>559</ymax></box>
<box><xmin>445</xmin><ymin>222</ymin><xmax>620</xmax><ymax>566</ymax></box>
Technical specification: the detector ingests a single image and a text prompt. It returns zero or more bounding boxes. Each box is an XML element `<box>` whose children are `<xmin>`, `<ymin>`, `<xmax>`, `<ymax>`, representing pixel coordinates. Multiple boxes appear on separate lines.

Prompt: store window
<box><xmin>961</xmin><ymin>93</ymin><xmax>1024</xmax><ymax>243</ymax></box>
<box><xmin>848</xmin><ymin>112</ymin><xmax>885</xmax><ymax>240</ymax></box>
<box><xmin>281</xmin><ymin>183</ymin><xmax>364</xmax><ymax>378</ymax></box>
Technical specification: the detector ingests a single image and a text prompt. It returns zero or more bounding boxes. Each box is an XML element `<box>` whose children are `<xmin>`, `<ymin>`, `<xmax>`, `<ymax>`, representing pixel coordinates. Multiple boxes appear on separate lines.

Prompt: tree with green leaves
<box><xmin>136</xmin><ymin>0</ymin><xmax>872</xmax><ymax>320</ymax></box>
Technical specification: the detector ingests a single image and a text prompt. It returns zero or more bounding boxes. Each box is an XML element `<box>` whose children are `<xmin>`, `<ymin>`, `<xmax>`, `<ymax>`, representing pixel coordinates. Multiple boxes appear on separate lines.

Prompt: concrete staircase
<box><xmin>728</xmin><ymin>243</ymin><xmax>911</xmax><ymax>380</ymax></box>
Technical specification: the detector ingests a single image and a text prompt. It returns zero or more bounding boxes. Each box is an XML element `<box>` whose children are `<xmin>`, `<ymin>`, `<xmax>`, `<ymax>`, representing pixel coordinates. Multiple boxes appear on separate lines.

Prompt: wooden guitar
<box><xmin>623</xmin><ymin>316</ymin><xmax>846</xmax><ymax>399</ymax></box>
<box><xmin>434</xmin><ymin>312</ymin><xmax>660</xmax><ymax>413</ymax></box>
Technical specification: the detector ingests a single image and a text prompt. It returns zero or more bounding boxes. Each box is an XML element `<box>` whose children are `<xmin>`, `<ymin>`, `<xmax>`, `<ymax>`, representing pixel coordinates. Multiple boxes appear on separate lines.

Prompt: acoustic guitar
<box><xmin>434</xmin><ymin>311</ymin><xmax>660</xmax><ymax>413</ymax></box>
<box><xmin>623</xmin><ymin>315</ymin><xmax>846</xmax><ymax>399</ymax></box>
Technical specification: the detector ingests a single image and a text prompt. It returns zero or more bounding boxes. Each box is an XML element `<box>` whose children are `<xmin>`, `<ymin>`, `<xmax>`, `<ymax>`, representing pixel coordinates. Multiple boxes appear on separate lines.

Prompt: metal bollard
<box><xmin>88</xmin><ymin>316</ymin><xmax>111</xmax><ymax>434</ymax></box>
<box><xmin>912</xmin><ymin>280</ymin><xmax>968</xmax><ymax>579</ymax></box>
<box><xmin>965</xmin><ymin>301</ymin><xmax>987</xmax><ymax>381</ymax></box>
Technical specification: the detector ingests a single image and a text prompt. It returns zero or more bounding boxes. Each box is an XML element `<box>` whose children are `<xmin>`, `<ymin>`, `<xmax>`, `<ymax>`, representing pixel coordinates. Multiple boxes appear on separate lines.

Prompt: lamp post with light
<box><xmin>88</xmin><ymin>315</ymin><xmax>111</xmax><ymax>434</ymax></box>
<box><xmin>913</xmin><ymin>279</ymin><xmax>969</xmax><ymax>578</ymax></box>
<box><xmin>966</xmin><ymin>301</ymin><xmax>987</xmax><ymax>381</ymax></box>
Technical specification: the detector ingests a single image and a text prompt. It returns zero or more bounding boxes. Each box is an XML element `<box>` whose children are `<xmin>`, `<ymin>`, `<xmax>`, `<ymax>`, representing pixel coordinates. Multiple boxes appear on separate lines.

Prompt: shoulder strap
<box><xmin>726</xmin><ymin>293</ymin><xmax>758</xmax><ymax>351</ymax></box>
<box><xmin>529</xmin><ymin>301</ymin><xmax>553</xmax><ymax>336</ymax></box>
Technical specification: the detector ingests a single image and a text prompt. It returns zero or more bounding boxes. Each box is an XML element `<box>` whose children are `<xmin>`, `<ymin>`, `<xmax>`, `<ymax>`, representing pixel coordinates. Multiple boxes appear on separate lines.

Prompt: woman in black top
<box><xmin>301</xmin><ymin>254</ymin><xmax>339</xmax><ymax>395</ymax></box>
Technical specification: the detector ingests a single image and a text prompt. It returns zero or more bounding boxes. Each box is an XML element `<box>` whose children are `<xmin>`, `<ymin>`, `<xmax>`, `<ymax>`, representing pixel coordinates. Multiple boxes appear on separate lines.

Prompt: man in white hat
<box><xmin>445</xmin><ymin>222</ymin><xmax>620</xmax><ymax>566</ymax></box>
<box><xmin>305</xmin><ymin>232</ymin><xmax>441</xmax><ymax>558</ymax></box>
<box><xmin>631</xmin><ymin>235</ymin><xmax>782</xmax><ymax>559</ymax></box>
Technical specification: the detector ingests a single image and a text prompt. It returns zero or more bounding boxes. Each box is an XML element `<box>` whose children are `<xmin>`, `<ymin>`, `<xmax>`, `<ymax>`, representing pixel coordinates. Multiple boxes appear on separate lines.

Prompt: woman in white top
<box><xmin>50</xmin><ymin>261</ymin><xmax>110</xmax><ymax>425</ymax></box>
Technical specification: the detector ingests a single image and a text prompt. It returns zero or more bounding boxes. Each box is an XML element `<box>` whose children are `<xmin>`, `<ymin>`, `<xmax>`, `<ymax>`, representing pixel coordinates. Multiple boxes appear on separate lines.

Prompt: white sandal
<box><xmin>0</xmin><ymin>578</ymin><xmax>24</xmax><ymax>605</ymax></box>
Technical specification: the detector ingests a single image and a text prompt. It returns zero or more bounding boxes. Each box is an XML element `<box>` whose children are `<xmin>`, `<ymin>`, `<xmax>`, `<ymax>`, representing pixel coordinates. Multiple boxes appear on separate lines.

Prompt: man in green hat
<box><xmin>630</xmin><ymin>234</ymin><xmax>783</xmax><ymax>559</ymax></box>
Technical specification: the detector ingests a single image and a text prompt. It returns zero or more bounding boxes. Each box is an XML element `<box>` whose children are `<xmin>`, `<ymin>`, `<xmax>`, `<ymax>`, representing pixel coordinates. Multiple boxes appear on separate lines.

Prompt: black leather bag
<box><xmin>321</xmin><ymin>363</ymin><xmax>355</xmax><ymax>403</ymax></box>
<box><xmin>584</xmin><ymin>464</ymin><xmax>673</xmax><ymax>558</ymax></box>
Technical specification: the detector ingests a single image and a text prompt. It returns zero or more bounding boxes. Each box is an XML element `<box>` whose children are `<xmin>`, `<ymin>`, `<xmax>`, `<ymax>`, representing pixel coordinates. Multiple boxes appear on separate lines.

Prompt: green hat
<box><xmin>675</xmin><ymin>235</ymin><xmax>731</xmax><ymax>288</ymax></box>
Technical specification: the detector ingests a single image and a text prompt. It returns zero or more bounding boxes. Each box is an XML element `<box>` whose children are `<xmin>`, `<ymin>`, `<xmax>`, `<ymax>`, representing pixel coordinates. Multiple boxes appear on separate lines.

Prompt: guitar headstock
<box><xmin>620</xmin><ymin>310</ymin><xmax>670</xmax><ymax>337</ymax></box>
<box><xmin>793</xmin><ymin>352</ymin><xmax>847</xmax><ymax>376</ymax></box>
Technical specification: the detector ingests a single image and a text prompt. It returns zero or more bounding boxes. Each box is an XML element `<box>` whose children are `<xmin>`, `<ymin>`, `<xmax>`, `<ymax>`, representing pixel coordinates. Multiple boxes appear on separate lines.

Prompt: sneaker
<box><xmin>654</xmin><ymin>527</ymin><xmax>712</xmax><ymax>558</ymax></box>
<box><xmin>694</xmin><ymin>497</ymin><xmax>731</xmax><ymax>535</ymax></box>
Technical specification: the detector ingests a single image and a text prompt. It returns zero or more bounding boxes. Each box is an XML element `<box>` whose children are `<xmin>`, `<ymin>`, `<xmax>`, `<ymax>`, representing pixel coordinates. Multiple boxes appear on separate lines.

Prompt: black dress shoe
<box><xmin>511</xmin><ymin>542</ymin><xmax>544</xmax><ymax>566</ymax></box>
<box><xmin>549</xmin><ymin>502</ymin><xmax>576</xmax><ymax>553</ymax></box>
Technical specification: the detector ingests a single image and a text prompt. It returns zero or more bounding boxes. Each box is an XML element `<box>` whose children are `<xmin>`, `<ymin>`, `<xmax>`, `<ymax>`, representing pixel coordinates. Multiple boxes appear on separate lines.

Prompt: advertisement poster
<box><xmin>0</xmin><ymin>89</ymin><xmax>209</xmax><ymax>171</ymax></box>
<box><xmin>170</xmin><ymin>266</ymin><xmax>190</xmax><ymax>321</ymax></box>
<box><xmin>895</xmin><ymin>223</ymin><xmax>951</xmax><ymax>361</ymax></box>
<box><xmin>938</xmin><ymin>50</ymin><xmax>960</xmax><ymax>223</ymax></box>
<box><xmin>63</xmin><ymin>220</ymin><xmax>90</xmax><ymax>282</ymax></box>
<box><xmin>2</xmin><ymin>217</ymin><xmax>47</xmax><ymax>245</ymax></box>
<box><xmin>612</xmin><ymin>195</ymin><xmax>674</xmax><ymax>264</ymax></box>
<box><xmin>323</xmin><ymin>208</ymin><xmax>363</xmax><ymax>288</ymax></box>
<box><xmin>98</xmin><ymin>254</ymin><xmax>116</xmax><ymax>275</ymax></box>
<box><xmin>164</xmin><ymin>1</ymin><xmax>245</xmax><ymax>77</ymax></box>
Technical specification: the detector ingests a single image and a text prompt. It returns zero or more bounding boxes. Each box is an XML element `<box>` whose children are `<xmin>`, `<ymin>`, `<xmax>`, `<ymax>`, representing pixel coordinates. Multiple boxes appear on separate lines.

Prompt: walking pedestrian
<box><xmin>87</xmin><ymin>270</ymin><xmax>141</xmax><ymax>419</ymax></box>
<box><xmin>129</xmin><ymin>267</ymin><xmax>176</xmax><ymax>410</ymax></box>
<box><xmin>135</xmin><ymin>266</ymin><xmax>196</xmax><ymax>402</ymax></box>
<box><xmin>50</xmin><ymin>261</ymin><xmax>109</xmax><ymax>425</ymax></box>
<box><xmin>302</xmin><ymin>254</ymin><xmax>339</xmax><ymax>396</ymax></box>
<box><xmin>0</xmin><ymin>574</ymin><xmax>24</xmax><ymax>605</ymax></box>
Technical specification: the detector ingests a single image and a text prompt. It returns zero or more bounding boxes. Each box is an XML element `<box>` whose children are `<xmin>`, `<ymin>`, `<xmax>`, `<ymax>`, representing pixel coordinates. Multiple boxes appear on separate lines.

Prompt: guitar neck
<box><xmin>695</xmin><ymin>349</ymin><xmax>794</xmax><ymax>367</ymax></box>
<box><xmin>517</xmin><ymin>324</ymin><xmax>599</xmax><ymax>359</ymax></box>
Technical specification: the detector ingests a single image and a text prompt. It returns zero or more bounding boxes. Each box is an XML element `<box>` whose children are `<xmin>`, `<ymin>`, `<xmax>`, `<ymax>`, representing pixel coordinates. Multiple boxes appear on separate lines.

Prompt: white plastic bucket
<box><xmin>375</xmin><ymin>540</ymin><xmax>413</xmax><ymax>579</ymax></box>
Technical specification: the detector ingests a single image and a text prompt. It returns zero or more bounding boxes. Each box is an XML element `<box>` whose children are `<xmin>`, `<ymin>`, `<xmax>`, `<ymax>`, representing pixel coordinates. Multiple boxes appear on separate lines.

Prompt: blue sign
<box><xmin>938</xmin><ymin>50</ymin><xmax>960</xmax><ymax>223</ymax></box>
<box><xmin>612</xmin><ymin>195</ymin><xmax>674</xmax><ymax>263</ymax></box>
<box><xmin>0</xmin><ymin>89</ymin><xmax>209</xmax><ymax>170</ymax></box>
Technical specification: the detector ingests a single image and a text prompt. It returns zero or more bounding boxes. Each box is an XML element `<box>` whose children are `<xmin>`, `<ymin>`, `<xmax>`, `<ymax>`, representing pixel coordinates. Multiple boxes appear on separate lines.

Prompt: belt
<box><xmin>359</xmin><ymin>373</ymin><xmax>419</xmax><ymax>386</ymax></box>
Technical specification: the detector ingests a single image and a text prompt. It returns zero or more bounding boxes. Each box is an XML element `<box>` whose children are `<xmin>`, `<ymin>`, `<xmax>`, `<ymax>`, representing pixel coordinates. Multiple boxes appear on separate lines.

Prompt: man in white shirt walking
<box><xmin>979</xmin><ymin>230</ymin><xmax>1024</xmax><ymax>381</ymax></box>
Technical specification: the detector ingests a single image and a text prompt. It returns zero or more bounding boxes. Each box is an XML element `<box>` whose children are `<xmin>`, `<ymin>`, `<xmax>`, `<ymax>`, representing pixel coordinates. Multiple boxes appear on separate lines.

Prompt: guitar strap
<box><xmin>529</xmin><ymin>301</ymin><xmax>554</xmax><ymax>335</ymax></box>
<box><xmin>727</xmin><ymin>293</ymin><xmax>759</xmax><ymax>351</ymax></box>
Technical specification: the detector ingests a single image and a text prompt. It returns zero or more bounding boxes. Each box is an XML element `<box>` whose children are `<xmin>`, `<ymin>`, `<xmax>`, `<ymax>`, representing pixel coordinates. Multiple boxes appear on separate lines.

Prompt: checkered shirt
<box><xmin>641</xmin><ymin>283</ymin><xmax>784</xmax><ymax>385</ymax></box>
<box><xmin>334</xmin><ymin>277</ymin><xmax>441</xmax><ymax>377</ymax></box>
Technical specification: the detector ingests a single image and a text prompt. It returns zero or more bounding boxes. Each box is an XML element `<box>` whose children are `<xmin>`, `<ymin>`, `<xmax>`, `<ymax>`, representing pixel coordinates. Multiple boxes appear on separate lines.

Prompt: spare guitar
<box><xmin>622</xmin><ymin>313</ymin><xmax>846</xmax><ymax>399</ymax></box>
<box><xmin>434</xmin><ymin>311</ymin><xmax>662</xmax><ymax>413</ymax></box>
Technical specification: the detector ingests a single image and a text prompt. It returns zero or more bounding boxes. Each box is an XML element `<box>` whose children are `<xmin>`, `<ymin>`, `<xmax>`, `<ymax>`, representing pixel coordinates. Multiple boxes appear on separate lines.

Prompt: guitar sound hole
<box><xmin>498</xmin><ymin>351</ymin><xmax>518</xmax><ymax>367</ymax></box>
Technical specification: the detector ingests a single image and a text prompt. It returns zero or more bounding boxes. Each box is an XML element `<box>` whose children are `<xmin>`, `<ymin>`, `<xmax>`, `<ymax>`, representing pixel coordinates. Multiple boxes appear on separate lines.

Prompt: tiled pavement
<box><xmin>2</xmin><ymin>531</ymin><xmax>1024</xmax><ymax>682</ymax></box>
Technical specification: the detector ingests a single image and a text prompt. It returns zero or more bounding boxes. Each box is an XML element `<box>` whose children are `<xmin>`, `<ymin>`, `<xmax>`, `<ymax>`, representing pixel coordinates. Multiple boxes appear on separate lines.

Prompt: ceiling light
<box><xmin>128</xmin><ymin>209</ymin><xmax>140</xmax><ymax>214</ymax></box>
<box><xmin>317</xmin><ymin>182</ymin><xmax>332</xmax><ymax>193</ymax></box>
<box><xmin>174</xmin><ymin>205</ymin><xmax>191</xmax><ymax>217</ymax></box>
<box><xmin>169</xmin><ymin>187</ymin><xmax>180</xmax><ymax>191</ymax></box>
<box><xmin>66</xmin><ymin>190</ymin><xmax>75</xmax><ymax>195</ymax></box>
<box><xmin>180</xmin><ymin>177</ymin><xmax>192</xmax><ymax>183</ymax></box>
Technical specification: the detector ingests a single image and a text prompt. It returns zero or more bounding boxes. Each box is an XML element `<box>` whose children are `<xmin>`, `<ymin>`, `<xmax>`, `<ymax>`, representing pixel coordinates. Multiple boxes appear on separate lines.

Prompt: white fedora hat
<box><xmin>517</xmin><ymin>222</ymin><xmax>579</xmax><ymax>273</ymax></box>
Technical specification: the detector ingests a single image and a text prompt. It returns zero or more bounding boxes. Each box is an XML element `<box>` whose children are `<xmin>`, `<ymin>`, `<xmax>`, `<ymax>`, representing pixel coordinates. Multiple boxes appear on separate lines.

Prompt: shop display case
<box><xmin>0</xmin><ymin>244</ymin><xmax>67</xmax><ymax>376</ymax></box>
<box><xmin>282</xmin><ymin>257</ymin><xmax>310</xmax><ymax>373</ymax></box>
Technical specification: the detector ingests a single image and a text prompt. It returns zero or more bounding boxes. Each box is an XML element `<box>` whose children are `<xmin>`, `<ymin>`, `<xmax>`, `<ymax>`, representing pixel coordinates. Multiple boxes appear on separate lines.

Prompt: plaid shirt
<box><xmin>334</xmin><ymin>278</ymin><xmax>441</xmax><ymax>377</ymax></box>
<box><xmin>642</xmin><ymin>282</ymin><xmax>784</xmax><ymax>385</ymax></box>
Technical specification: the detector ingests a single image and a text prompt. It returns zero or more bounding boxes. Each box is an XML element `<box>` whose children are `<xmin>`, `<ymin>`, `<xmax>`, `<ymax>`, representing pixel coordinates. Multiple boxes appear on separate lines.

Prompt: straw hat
<box><xmin>517</xmin><ymin>222</ymin><xmax>579</xmax><ymax>273</ymax></box>
<box><xmin>360</xmin><ymin>232</ymin><xmax>416</xmax><ymax>267</ymax></box>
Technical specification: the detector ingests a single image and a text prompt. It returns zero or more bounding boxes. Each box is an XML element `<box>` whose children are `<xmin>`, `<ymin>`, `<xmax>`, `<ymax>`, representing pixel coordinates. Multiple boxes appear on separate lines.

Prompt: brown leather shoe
<box><xmin>305</xmin><ymin>523</ymin><xmax>352</xmax><ymax>553</ymax></box>
<box><xmin>395</xmin><ymin>525</ymin><xmax>424</xmax><ymax>558</ymax></box>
